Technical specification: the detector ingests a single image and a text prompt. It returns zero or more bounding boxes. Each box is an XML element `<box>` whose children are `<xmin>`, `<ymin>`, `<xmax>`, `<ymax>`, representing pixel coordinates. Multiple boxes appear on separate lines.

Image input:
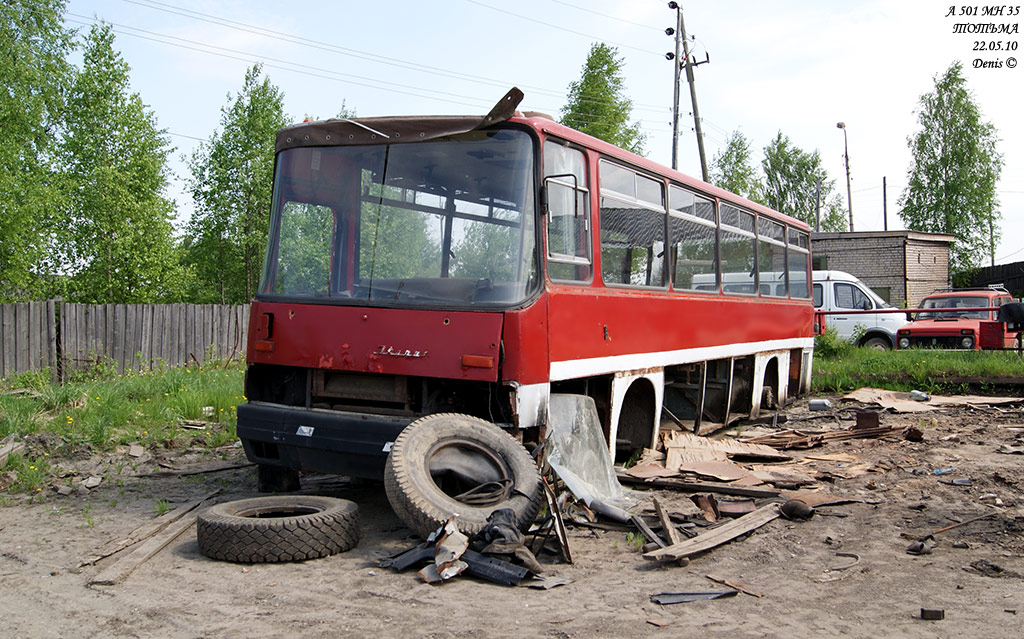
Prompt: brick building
<box><xmin>810</xmin><ymin>230</ymin><xmax>954</xmax><ymax>308</ymax></box>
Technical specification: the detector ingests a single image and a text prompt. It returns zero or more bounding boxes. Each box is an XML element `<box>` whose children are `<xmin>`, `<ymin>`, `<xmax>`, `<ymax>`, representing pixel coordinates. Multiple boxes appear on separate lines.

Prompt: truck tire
<box><xmin>197</xmin><ymin>496</ymin><xmax>359</xmax><ymax>563</ymax></box>
<box><xmin>384</xmin><ymin>413</ymin><xmax>543</xmax><ymax>538</ymax></box>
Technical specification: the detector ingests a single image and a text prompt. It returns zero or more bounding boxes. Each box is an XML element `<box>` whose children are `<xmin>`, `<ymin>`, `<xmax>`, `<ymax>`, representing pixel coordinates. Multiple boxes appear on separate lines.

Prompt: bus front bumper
<box><xmin>236</xmin><ymin>402</ymin><xmax>411</xmax><ymax>480</ymax></box>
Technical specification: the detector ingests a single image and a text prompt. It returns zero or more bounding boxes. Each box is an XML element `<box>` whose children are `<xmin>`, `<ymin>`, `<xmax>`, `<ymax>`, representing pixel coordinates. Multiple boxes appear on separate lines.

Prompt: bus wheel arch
<box><xmin>751</xmin><ymin>351</ymin><xmax>790</xmax><ymax>418</ymax></box>
<box><xmin>610</xmin><ymin>373</ymin><xmax>663</xmax><ymax>464</ymax></box>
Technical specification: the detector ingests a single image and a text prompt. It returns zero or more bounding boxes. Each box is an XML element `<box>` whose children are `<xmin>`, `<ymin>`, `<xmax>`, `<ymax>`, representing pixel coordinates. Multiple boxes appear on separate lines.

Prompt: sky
<box><xmin>62</xmin><ymin>0</ymin><xmax>1024</xmax><ymax>265</ymax></box>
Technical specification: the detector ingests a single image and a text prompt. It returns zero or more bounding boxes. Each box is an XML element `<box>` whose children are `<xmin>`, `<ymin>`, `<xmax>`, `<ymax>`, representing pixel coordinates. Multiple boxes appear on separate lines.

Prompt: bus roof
<box><xmin>274</xmin><ymin>87</ymin><xmax>807</xmax><ymax>233</ymax></box>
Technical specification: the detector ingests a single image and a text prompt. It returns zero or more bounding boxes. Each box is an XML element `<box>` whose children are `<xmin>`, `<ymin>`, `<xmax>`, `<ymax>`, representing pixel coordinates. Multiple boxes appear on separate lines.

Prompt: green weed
<box><xmin>626</xmin><ymin>531</ymin><xmax>646</xmax><ymax>551</ymax></box>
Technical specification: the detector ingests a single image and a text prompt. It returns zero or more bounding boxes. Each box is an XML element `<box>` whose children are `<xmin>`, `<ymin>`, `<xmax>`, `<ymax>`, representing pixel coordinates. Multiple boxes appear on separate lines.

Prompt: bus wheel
<box><xmin>197</xmin><ymin>496</ymin><xmax>359</xmax><ymax>563</ymax></box>
<box><xmin>384</xmin><ymin>413</ymin><xmax>543</xmax><ymax>538</ymax></box>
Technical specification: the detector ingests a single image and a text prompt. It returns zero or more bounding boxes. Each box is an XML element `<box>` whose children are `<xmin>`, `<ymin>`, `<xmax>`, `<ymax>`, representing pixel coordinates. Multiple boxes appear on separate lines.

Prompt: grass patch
<box><xmin>813</xmin><ymin>346</ymin><xmax>1024</xmax><ymax>394</ymax></box>
<box><xmin>1</xmin><ymin>360</ymin><xmax>244</xmax><ymax>492</ymax></box>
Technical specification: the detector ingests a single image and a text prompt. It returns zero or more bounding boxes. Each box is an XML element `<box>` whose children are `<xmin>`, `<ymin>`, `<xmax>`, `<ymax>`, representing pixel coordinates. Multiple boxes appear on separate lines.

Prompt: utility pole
<box><xmin>680</xmin><ymin>9</ymin><xmax>708</xmax><ymax>181</ymax></box>
<box><xmin>667</xmin><ymin>2</ymin><xmax>708</xmax><ymax>181</ymax></box>
<box><xmin>836</xmin><ymin>122</ymin><xmax>853</xmax><ymax>231</ymax></box>
<box><xmin>815</xmin><ymin>178</ymin><xmax>821</xmax><ymax>232</ymax></box>
<box><xmin>669</xmin><ymin>10</ymin><xmax>682</xmax><ymax>170</ymax></box>
<box><xmin>882</xmin><ymin>176</ymin><xmax>888</xmax><ymax>231</ymax></box>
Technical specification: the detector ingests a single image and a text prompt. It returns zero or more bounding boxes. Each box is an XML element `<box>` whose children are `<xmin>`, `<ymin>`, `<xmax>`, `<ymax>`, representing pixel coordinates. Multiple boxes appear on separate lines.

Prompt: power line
<box><xmin>463</xmin><ymin>0</ymin><xmax>662</xmax><ymax>55</ymax></box>
<box><xmin>66</xmin><ymin>14</ymin><xmax>497</xmax><ymax>109</ymax></box>
<box><xmin>67</xmin><ymin>13</ymin><xmax>668</xmax><ymax>134</ymax></box>
<box><xmin>121</xmin><ymin>0</ymin><xmax>670</xmax><ymax>114</ymax></box>
<box><xmin>549</xmin><ymin>0</ymin><xmax>664</xmax><ymax>32</ymax></box>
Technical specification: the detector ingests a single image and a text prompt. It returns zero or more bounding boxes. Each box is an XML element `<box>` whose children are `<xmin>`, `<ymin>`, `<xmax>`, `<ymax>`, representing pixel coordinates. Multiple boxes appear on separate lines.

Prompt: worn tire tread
<box><xmin>384</xmin><ymin>413</ymin><xmax>542</xmax><ymax>538</ymax></box>
<box><xmin>197</xmin><ymin>496</ymin><xmax>359</xmax><ymax>563</ymax></box>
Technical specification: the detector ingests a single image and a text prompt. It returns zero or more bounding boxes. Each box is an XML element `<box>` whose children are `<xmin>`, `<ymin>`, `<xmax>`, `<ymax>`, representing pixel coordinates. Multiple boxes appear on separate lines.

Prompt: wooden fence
<box><xmin>0</xmin><ymin>302</ymin><xmax>249</xmax><ymax>382</ymax></box>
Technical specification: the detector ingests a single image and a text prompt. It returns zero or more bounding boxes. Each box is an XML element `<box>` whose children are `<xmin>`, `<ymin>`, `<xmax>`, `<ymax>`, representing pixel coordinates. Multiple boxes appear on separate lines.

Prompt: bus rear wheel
<box><xmin>384</xmin><ymin>413</ymin><xmax>543</xmax><ymax>538</ymax></box>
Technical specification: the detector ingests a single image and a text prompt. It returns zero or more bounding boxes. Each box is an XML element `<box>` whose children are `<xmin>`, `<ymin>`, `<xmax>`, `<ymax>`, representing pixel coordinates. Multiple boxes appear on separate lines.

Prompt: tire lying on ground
<box><xmin>384</xmin><ymin>413</ymin><xmax>543</xmax><ymax>538</ymax></box>
<box><xmin>197</xmin><ymin>495</ymin><xmax>359</xmax><ymax>563</ymax></box>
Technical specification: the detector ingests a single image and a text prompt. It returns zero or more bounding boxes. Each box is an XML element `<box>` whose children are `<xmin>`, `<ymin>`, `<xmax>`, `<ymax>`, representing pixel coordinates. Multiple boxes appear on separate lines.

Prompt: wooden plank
<box><xmin>60</xmin><ymin>304</ymin><xmax>71</xmax><ymax>377</ymax></box>
<box><xmin>135</xmin><ymin>303</ymin><xmax>145</xmax><ymax>370</ymax></box>
<box><xmin>27</xmin><ymin>301</ymin><xmax>40</xmax><ymax>371</ymax></box>
<box><xmin>73</xmin><ymin>304</ymin><xmax>82</xmax><ymax>365</ymax></box>
<box><xmin>47</xmin><ymin>300</ymin><xmax>58</xmax><ymax>383</ymax></box>
<box><xmin>239</xmin><ymin>306</ymin><xmax>249</xmax><ymax>354</ymax></box>
<box><xmin>88</xmin><ymin>514</ymin><xmax>199</xmax><ymax>586</ymax></box>
<box><xmin>164</xmin><ymin>305</ymin><xmax>174</xmax><ymax>365</ymax></box>
<box><xmin>0</xmin><ymin>305</ymin><xmax>9</xmax><ymax>378</ymax></box>
<box><xmin>177</xmin><ymin>303</ymin><xmax>187</xmax><ymax>367</ymax></box>
<box><xmin>96</xmin><ymin>304</ymin><xmax>106</xmax><ymax>366</ymax></box>
<box><xmin>643</xmin><ymin>504</ymin><xmax>780</xmax><ymax>562</ymax></box>
<box><xmin>617</xmin><ymin>474</ymin><xmax>781</xmax><ymax>499</ymax></box>
<box><xmin>202</xmin><ymin>305</ymin><xmax>212</xmax><ymax>364</ymax></box>
<box><xmin>123</xmin><ymin>305</ymin><xmax>137</xmax><ymax>372</ymax></box>
<box><xmin>104</xmin><ymin>303</ymin><xmax>114</xmax><ymax>366</ymax></box>
<box><xmin>111</xmin><ymin>304</ymin><xmax>124</xmax><ymax>375</ymax></box>
<box><xmin>219</xmin><ymin>304</ymin><xmax>230</xmax><ymax>359</ymax></box>
<box><xmin>662</xmin><ymin>431</ymin><xmax>792</xmax><ymax>465</ymax></box>
<box><xmin>15</xmin><ymin>303</ymin><xmax>29</xmax><ymax>373</ymax></box>
<box><xmin>630</xmin><ymin>514</ymin><xmax>666</xmax><ymax>548</ymax></box>
<box><xmin>0</xmin><ymin>434</ymin><xmax>26</xmax><ymax>467</ymax></box>
<box><xmin>653</xmin><ymin>497</ymin><xmax>683</xmax><ymax>546</ymax></box>
<box><xmin>183</xmin><ymin>304</ymin><xmax>194</xmax><ymax>364</ymax></box>
<box><xmin>163</xmin><ymin>304</ymin><xmax>173</xmax><ymax>367</ymax></box>
<box><xmin>140</xmin><ymin>304</ymin><xmax>152</xmax><ymax>369</ymax></box>
<box><xmin>204</xmin><ymin>305</ymin><xmax>212</xmax><ymax>364</ymax></box>
<box><xmin>152</xmin><ymin>304</ymin><xmax>163</xmax><ymax>366</ymax></box>
<box><xmin>80</xmin><ymin>491</ymin><xmax>219</xmax><ymax>567</ymax></box>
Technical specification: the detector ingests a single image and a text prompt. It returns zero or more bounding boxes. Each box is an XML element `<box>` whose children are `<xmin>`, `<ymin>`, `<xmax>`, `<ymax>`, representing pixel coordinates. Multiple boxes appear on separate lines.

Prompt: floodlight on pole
<box><xmin>837</xmin><ymin>122</ymin><xmax>854</xmax><ymax>231</ymax></box>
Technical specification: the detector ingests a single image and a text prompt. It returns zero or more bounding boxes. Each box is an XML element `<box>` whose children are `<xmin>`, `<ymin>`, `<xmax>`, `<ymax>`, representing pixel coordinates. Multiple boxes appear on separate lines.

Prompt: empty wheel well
<box><xmin>616</xmin><ymin>379</ymin><xmax>656</xmax><ymax>463</ymax></box>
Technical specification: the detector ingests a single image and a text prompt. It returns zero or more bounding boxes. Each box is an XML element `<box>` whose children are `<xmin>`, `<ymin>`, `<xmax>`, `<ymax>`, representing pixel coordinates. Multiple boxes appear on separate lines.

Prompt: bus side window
<box><xmin>669</xmin><ymin>185</ymin><xmax>717</xmax><ymax>293</ymax></box>
<box><xmin>544</xmin><ymin>141</ymin><xmax>592</xmax><ymax>282</ymax></box>
<box><xmin>598</xmin><ymin>161</ymin><xmax>666</xmax><ymax>288</ymax></box>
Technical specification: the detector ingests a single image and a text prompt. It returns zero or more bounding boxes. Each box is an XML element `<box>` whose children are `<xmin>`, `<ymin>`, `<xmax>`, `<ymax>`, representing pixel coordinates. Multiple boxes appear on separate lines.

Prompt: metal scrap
<box><xmin>650</xmin><ymin>590</ymin><xmax>739</xmax><ymax>604</ymax></box>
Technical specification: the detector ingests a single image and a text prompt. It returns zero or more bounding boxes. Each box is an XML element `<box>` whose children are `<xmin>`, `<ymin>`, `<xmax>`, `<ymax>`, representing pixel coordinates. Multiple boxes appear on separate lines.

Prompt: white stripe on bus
<box><xmin>549</xmin><ymin>337</ymin><xmax>815</xmax><ymax>381</ymax></box>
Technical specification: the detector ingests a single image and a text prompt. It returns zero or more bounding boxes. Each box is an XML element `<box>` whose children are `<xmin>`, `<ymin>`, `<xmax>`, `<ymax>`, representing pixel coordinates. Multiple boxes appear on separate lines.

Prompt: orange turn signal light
<box><xmin>254</xmin><ymin>340</ymin><xmax>274</xmax><ymax>353</ymax></box>
<box><xmin>461</xmin><ymin>354</ymin><xmax>494</xmax><ymax>369</ymax></box>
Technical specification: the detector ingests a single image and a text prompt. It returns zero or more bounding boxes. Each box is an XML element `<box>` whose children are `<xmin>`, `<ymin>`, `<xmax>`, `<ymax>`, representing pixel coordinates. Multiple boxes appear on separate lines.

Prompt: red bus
<box><xmin>238</xmin><ymin>89</ymin><xmax>815</xmax><ymax>531</ymax></box>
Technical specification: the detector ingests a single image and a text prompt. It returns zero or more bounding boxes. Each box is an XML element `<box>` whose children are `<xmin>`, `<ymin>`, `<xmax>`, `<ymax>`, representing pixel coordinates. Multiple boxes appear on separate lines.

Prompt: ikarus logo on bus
<box><xmin>375</xmin><ymin>345</ymin><xmax>429</xmax><ymax>358</ymax></box>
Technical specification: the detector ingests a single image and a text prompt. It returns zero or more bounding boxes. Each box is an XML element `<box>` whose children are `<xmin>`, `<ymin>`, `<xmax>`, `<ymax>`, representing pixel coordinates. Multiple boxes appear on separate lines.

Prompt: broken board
<box><xmin>643</xmin><ymin>503</ymin><xmax>780</xmax><ymax>562</ymax></box>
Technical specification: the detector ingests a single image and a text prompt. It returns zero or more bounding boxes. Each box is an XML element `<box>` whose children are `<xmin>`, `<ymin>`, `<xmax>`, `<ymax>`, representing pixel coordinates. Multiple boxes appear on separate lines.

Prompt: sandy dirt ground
<box><xmin>2</xmin><ymin>393</ymin><xmax>1024</xmax><ymax>639</ymax></box>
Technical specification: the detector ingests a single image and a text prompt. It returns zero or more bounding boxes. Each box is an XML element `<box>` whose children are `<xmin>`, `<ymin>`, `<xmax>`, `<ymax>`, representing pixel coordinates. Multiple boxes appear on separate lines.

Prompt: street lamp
<box><xmin>836</xmin><ymin>122</ymin><xmax>853</xmax><ymax>231</ymax></box>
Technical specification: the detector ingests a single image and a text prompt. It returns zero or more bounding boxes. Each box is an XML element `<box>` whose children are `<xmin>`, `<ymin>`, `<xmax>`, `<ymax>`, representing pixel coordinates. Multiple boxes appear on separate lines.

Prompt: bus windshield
<box><xmin>259</xmin><ymin>127</ymin><xmax>538</xmax><ymax>307</ymax></box>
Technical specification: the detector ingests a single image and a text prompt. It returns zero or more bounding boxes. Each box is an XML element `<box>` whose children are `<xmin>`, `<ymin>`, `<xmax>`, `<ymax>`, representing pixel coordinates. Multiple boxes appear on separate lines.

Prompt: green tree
<box><xmin>0</xmin><ymin>0</ymin><xmax>73</xmax><ymax>301</ymax></box>
<box><xmin>898</xmin><ymin>61</ymin><xmax>1002</xmax><ymax>273</ymax></box>
<box><xmin>710</xmin><ymin>130</ymin><xmax>763</xmax><ymax>203</ymax></box>
<box><xmin>560</xmin><ymin>43</ymin><xmax>645</xmax><ymax>155</ymax></box>
<box><xmin>60</xmin><ymin>23</ymin><xmax>187</xmax><ymax>303</ymax></box>
<box><xmin>762</xmin><ymin>132</ymin><xmax>847</xmax><ymax>232</ymax></box>
<box><xmin>185</xmin><ymin>65</ymin><xmax>288</xmax><ymax>303</ymax></box>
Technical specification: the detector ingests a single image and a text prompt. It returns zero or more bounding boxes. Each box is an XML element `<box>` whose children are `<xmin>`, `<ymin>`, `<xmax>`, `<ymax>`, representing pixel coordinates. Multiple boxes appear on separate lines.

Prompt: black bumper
<box><xmin>236</xmin><ymin>403</ymin><xmax>411</xmax><ymax>479</ymax></box>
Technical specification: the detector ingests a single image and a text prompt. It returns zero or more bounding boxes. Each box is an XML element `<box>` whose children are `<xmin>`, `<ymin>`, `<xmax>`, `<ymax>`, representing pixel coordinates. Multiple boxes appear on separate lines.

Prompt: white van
<box><xmin>813</xmin><ymin>270</ymin><xmax>903</xmax><ymax>349</ymax></box>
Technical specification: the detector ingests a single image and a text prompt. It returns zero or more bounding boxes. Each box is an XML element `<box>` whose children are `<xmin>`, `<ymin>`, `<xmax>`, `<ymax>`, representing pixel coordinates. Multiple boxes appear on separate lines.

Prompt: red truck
<box><xmin>897</xmin><ymin>286</ymin><xmax>1021</xmax><ymax>350</ymax></box>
